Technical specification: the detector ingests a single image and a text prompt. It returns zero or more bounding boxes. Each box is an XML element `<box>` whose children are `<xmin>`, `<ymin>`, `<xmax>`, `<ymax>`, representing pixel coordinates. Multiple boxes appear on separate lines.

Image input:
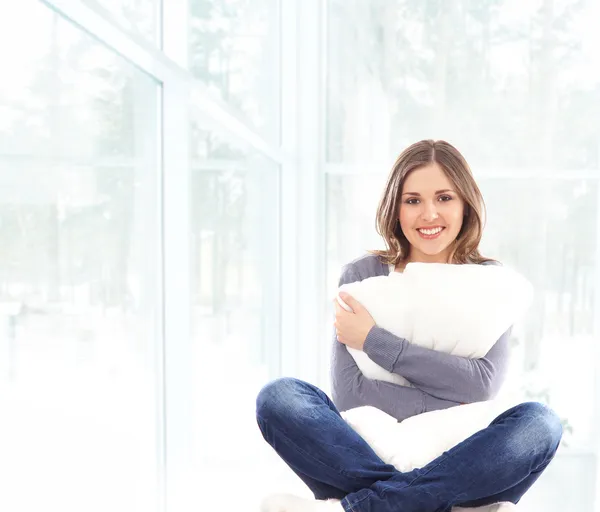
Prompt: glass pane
<box><xmin>326</xmin><ymin>174</ymin><xmax>387</xmax><ymax>292</ymax></box>
<box><xmin>98</xmin><ymin>0</ymin><xmax>159</xmax><ymax>42</ymax></box>
<box><xmin>480</xmin><ymin>178</ymin><xmax>598</xmax><ymax>451</ymax></box>
<box><xmin>190</xmin><ymin>119</ymin><xmax>281</xmax><ymax>508</ymax></box>
<box><xmin>0</xmin><ymin>3</ymin><xmax>160</xmax><ymax>511</ymax></box>
<box><xmin>189</xmin><ymin>0</ymin><xmax>280</xmax><ymax>142</ymax></box>
<box><xmin>326</xmin><ymin>0</ymin><xmax>600</xmax><ymax>169</ymax></box>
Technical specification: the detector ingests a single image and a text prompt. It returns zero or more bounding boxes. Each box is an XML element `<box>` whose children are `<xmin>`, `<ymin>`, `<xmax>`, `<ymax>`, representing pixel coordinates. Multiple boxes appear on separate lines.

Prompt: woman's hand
<box><xmin>333</xmin><ymin>292</ymin><xmax>376</xmax><ymax>351</ymax></box>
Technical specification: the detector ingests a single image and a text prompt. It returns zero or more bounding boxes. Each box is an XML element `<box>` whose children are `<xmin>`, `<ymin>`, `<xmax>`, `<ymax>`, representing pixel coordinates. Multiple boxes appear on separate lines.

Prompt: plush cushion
<box><xmin>340</xmin><ymin>397</ymin><xmax>521</xmax><ymax>473</ymax></box>
<box><xmin>337</xmin><ymin>262</ymin><xmax>533</xmax><ymax>386</ymax></box>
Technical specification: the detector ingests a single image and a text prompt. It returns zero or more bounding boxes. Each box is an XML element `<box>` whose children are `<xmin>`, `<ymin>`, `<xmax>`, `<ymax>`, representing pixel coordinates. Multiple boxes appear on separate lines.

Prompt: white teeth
<box><xmin>418</xmin><ymin>227</ymin><xmax>443</xmax><ymax>235</ymax></box>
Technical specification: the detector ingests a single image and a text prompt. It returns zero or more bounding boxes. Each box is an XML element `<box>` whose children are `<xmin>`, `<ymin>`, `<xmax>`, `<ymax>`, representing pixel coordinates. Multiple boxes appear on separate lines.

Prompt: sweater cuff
<box><xmin>363</xmin><ymin>326</ymin><xmax>406</xmax><ymax>372</ymax></box>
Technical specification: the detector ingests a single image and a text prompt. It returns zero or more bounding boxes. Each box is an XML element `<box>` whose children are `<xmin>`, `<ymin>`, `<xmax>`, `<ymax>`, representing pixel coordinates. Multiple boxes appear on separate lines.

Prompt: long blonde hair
<box><xmin>370</xmin><ymin>139</ymin><xmax>495</xmax><ymax>266</ymax></box>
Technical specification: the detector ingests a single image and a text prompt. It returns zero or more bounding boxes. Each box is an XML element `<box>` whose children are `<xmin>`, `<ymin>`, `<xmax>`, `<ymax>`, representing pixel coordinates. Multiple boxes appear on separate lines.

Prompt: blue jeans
<box><xmin>256</xmin><ymin>377</ymin><xmax>562</xmax><ymax>512</ymax></box>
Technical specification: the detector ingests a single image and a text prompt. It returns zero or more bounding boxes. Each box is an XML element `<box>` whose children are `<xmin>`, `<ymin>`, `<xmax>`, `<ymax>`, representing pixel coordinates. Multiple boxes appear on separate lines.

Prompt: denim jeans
<box><xmin>256</xmin><ymin>377</ymin><xmax>563</xmax><ymax>512</ymax></box>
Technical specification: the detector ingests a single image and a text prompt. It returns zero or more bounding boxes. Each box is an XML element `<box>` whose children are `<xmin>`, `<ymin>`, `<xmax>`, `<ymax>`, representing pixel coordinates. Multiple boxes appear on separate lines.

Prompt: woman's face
<box><xmin>399</xmin><ymin>162</ymin><xmax>465</xmax><ymax>263</ymax></box>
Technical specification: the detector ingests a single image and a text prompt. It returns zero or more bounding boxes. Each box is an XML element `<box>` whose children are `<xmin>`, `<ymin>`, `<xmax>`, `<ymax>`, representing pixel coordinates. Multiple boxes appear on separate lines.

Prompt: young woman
<box><xmin>256</xmin><ymin>140</ymin><xmax>562</xmax><ymax>512</ymax></box>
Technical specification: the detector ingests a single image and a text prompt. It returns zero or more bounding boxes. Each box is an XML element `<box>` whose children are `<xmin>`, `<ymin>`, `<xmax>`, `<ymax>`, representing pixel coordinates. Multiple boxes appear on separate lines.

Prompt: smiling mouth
<box><xmin>416</xmin><ymin>227</ymin><xmax>445</xmax><ymax>239</ymax></box>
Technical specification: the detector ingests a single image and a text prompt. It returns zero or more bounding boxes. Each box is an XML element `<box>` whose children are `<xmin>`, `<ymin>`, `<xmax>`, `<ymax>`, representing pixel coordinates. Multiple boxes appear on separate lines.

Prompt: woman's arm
<box><xmin>363</xmin><ymin>325</ymin><xmax>511</xmax><ymax>403</ymax></box>
<box><xmin>330</xmin><ymin>264</ymin><xmax>462</xmax><ymax>421</ymax></box>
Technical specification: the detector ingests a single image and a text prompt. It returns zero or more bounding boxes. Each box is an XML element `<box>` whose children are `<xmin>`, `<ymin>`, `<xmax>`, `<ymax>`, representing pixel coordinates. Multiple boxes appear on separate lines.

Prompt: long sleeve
<box><xmin>330</xmin><ymin>264</ymin><xmax>462</xmax><ymax>422</ymax></box>
<box><xmin>363</xmin><ymin>325</ymin><xmax>511</xmax><ymax>403</ymax></box>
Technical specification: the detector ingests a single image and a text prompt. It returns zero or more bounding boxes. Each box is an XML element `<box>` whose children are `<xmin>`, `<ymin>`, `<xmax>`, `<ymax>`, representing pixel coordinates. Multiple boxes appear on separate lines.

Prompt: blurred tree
<box><xmin>188</xmin><ymin>0</ymin><xmax>277</xmax><ymax>317</ymax></box>
<box><xmin>0</xmin><ymin>9</ymin><xmax>139</xmax><ymax>309</ymax></box>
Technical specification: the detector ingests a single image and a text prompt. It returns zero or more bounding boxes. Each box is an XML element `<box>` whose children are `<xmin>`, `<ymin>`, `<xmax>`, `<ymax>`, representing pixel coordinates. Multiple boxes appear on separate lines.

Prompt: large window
<box><xmin>325</xmin><ymin>1</ymin><xmax>600</xmax><ymax>510</ymax></box>
<box><xmin>189</xmin><ymin>0</ymin><xmax>281</xmax><ymax>142</ymax></box>
<box><xmin>0</xmin><ymin>3</ymin><xmax>160</xmax><ymax>511</ymax></box>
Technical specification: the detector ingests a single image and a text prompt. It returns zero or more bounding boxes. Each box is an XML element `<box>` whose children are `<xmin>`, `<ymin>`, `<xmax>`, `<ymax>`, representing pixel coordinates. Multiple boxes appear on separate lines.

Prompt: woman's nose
<box><xmin>421</xmin><ymin>202</ymin><xmax>439</xmax><ymax>221</ymax></box>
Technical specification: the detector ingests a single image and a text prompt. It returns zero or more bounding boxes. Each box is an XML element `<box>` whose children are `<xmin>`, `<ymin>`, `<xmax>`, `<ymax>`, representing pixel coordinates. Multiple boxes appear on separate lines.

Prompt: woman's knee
<box><xmin>256</xmin><ymin>377</ymin><xmax>320</xmax><ymax>422</ymax></box>
<box><xmin>509</xmin><ymin>401</ymin><xmax>563</xmax><ymax>457</ymax></box>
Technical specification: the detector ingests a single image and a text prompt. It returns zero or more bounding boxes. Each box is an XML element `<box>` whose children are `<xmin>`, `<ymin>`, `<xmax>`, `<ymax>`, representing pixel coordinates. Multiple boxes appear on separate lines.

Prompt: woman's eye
<box><xmin>405</xmin><ymin>196</ymin><xmax>452</xmax><ymax>204</ymax></box>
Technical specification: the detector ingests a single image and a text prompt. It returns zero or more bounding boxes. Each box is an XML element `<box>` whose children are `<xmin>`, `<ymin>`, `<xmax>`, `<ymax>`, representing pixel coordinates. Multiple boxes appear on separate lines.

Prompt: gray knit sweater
<box><xmin>330</xmin><ymin>253</ymin><xmax>511</xmax><ymax>422</ymax></box>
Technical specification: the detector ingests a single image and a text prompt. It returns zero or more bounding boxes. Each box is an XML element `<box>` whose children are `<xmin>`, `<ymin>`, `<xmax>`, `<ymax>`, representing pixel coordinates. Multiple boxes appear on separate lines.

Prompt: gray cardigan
<box><xmin>330</xmin><ymin>254</ymin><xmax>511</xmax><ymax>422</ymax></box>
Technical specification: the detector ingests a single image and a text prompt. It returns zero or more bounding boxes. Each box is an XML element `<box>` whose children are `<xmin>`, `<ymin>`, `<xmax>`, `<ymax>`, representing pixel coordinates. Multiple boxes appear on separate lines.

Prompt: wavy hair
<box><xmin>370</xmin><ymin>139</ymin><xmax>495</xmax><ymax>266</ymax></box>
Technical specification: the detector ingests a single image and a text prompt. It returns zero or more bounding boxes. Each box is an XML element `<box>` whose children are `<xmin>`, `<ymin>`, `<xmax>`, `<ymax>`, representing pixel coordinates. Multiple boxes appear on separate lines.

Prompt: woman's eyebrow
<box><xmin>401</xmin><ymin>189</ymin><xmax>454</xmax><ymax>196</ymax></box>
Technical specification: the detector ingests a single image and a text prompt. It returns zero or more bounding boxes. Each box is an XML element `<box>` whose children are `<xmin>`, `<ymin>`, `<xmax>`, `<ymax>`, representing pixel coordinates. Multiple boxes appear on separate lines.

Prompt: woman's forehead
<box><xmin>403</xmin><ymin>163</ymin><xmax>454</xmax><ymax>193</ymax></box>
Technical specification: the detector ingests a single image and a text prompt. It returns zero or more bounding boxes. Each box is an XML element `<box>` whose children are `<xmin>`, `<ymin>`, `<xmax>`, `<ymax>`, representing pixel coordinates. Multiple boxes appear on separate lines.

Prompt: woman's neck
<box><xmin>393</xmin><ymin>249</ymin><xmax>452</xmax><ymax>273</ymax></box>
<box><xmin>406</xmin><ymin>250</ymin><xmax>451</xmax><ymax>265</ymax></box>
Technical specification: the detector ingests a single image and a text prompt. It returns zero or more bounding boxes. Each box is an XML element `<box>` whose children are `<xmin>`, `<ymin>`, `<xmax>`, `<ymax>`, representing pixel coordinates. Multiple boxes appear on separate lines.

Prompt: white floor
<box><xmin>0</xmin><ymin>381</ymin><xmax>595</xmax><ymax>512</ymax></box>
<box><xmin>1</xmin><ymin>323</ymin><xmax>597</xmax><ymax>512</ymax></box>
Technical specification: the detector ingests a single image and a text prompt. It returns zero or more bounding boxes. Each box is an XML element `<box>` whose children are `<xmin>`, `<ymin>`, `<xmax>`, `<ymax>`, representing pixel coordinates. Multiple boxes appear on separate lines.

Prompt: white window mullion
<box><xmin>42</xmin><ymin>0</ymin><xmax>180</xmax><ymax>82</ymax></box>
<box><xmin>129</xmin><ymin>72</ymin><xmax>163</xmax><ymax>512</ymax></box>
<box><xmin>158</xmin><ymin>5</ymin><xmax>193</xmax><ymax>511</ymax></box>
<box><xmin>279</xmin><ymin>0</ymin><xmax>299</xmax><ymax>378</ymax></box>
<box><xmin>161</xmin><ymin>0</ymin><xmax>187</xmax><ymax>68</ymax></box>
<box><xmin>291</xmin><ymin>0</ymin><xmax>326</xmax><ymax>384</ymax></box>
<box><xmin>161</xmin><ymin>78</ymin><xmax>193</xmax><ymax>512</ymax></box>
<box><xmin>593</xmin><ymin>178</ymin><xmax>600</xmax><ymax>511</ymax></box>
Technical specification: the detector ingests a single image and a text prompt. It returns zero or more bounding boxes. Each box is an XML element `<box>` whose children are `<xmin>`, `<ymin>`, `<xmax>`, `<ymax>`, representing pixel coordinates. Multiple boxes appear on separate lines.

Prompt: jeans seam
<box><xmin>257</xmin><ymin>413</ymin><xmax>360</xmax><ymax>479</ymax></box>
<box><xmin>343</xmin><ymin>492</ymin><xmax>370</xmax><ymax>512</ymax></box>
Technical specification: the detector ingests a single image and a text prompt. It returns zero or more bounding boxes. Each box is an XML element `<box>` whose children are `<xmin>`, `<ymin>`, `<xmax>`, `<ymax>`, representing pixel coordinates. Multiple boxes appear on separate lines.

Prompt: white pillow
<box><xmin>337</xmin><ymin>262</ymin><xmax>533</xmax><ymax>386</ymax></box>
<box><xmin>341</xmin><ymin>396</ymin><xmax>521</xmax><ymax>473</ymax></box>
